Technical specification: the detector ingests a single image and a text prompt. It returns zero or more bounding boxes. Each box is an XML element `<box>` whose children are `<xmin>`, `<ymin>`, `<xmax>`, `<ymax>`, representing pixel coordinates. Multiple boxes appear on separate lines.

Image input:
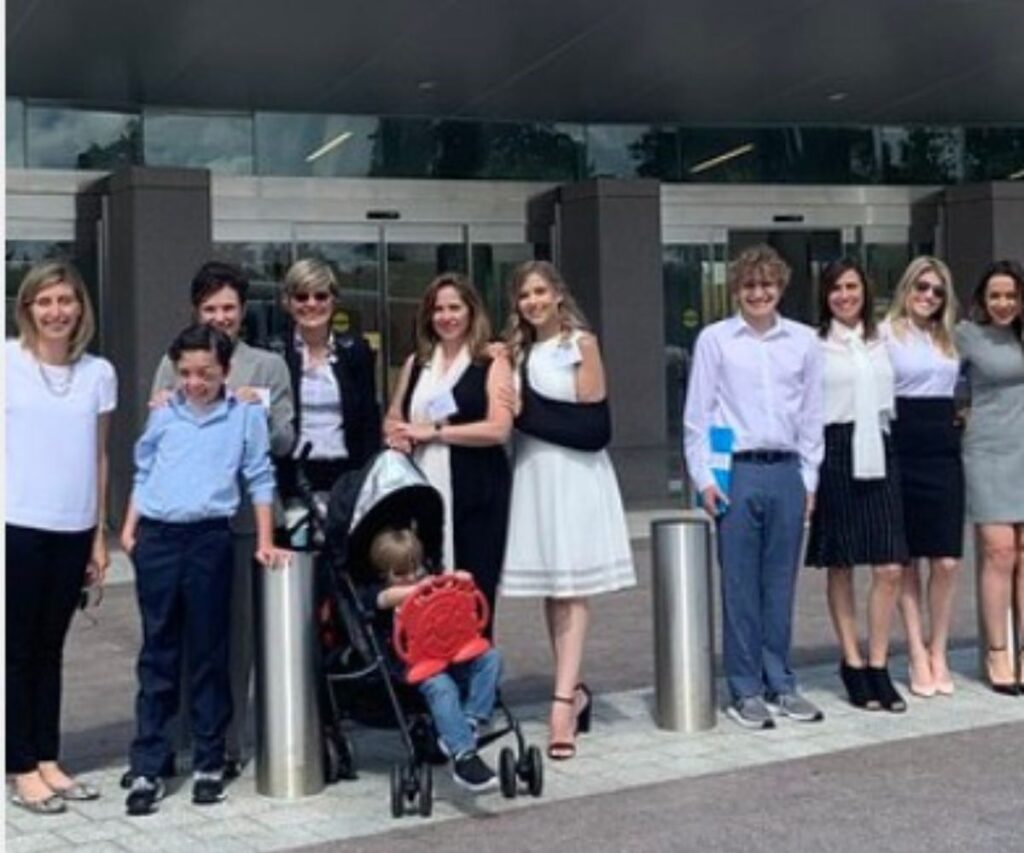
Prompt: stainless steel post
<box><xmin>253</xmin><ymin>551</ymin><xmax>325</xmax><ymax>798</ymax></box>
<box><xmin>651</xmin><ymin>517</ymin><xmax>716</xmax><ymax>732</ymax></box>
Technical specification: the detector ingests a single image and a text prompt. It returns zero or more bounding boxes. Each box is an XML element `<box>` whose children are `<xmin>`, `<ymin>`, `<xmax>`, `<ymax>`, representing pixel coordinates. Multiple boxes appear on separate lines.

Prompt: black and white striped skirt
<box><xmin>805</xmin><ymin>422</ymin><xmax>909</xmax><ymax>568</ymax></box>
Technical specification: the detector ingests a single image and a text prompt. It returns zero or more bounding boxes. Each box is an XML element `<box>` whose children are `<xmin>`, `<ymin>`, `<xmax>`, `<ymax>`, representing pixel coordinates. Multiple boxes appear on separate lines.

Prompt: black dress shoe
<box><xmin>223</xmin><ymin>759</ymin><xmax>241</xmax><ymax>781</ymax></box>
<box><xmin>866</xmin><ymin>665</ymin><xmax>907</xmax><ymax>713</ymax></box>
<box><xmin>839</xmin><ymin>661</ymin><xmax>880</xmax><ymax>710</ymax></box>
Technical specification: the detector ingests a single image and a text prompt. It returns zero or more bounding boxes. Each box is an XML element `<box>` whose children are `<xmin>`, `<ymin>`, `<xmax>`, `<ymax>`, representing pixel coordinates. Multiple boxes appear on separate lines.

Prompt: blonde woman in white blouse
<box><xmin>882</xmin><ymin>257</ymin><xmax>963</xmax><ymax>698</ymax></box>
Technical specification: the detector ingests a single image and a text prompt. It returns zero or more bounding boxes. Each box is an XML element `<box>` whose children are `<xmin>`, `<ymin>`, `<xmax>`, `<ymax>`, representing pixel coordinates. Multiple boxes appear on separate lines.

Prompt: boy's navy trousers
<box><xmin>129</xmin><ymin>517</ymin><xmax>234</xmax><ymax>776</ymax></box>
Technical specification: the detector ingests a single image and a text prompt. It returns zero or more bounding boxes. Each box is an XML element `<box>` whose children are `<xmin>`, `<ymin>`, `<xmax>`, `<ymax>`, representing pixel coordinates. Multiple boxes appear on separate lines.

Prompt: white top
<box><xmin>526</xmin><ymin>331</ymin><xmax>582</xmax><ymax>401</ymax></box>
<box><xmin>294</xmin><ymin>336</ymin><xmax>347</xmax><ymax>460</ymax></box>
<box><xmin>5</xmin><ymin>339</ymin><xmax>117</xmax><ymax>531</ymax></box>
<box><xmin>880</xmin><ymin>319</ymin><xmax>959</xmax><ymax>398</ymax></box>
<box><xmin>683</xmin><ymin>313</ymin><xmax>825</xmax><ymax>493</ymax></box>
<box><xmin>821</xmin><ymin>324</ymin><xmax>895</xmax><ymax>426</ymax></box>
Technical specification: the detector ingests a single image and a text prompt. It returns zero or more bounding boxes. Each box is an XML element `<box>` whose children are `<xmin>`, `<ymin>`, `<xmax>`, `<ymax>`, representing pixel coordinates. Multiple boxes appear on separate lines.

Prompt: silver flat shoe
<box><xmin>10</xmin><ymin>792</ymin><xmax>68</xmax><ymax>814</ymax></box>
<box><xmin>54</xmin><ymin>781</ymin><xmax>100</xmax><ymax>801</ymax></box>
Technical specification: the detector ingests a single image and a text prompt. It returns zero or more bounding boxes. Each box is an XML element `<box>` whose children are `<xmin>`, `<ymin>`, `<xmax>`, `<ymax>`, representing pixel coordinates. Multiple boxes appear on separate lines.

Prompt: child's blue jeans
<box><xmin>417</xmin><ymin>648</ymin><xmax>502</xmax><ymax>758</ymax></box>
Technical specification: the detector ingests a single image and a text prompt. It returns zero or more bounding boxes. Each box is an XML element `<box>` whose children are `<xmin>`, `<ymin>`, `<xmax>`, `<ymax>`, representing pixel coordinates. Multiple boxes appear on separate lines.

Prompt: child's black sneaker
<box><xmin>125</xmin><ymin>776</ymin><xmax>165</xmax><ymax>816</ymax></box>
<box><xmin>192</xmin><ymin>771</ymin><xmax>226</xmax><ymax>805</ymax></box>
<box><xmin>451</xmin><ymin>750</ymin><xmax>497</xmax><ymax>793</ymax></box>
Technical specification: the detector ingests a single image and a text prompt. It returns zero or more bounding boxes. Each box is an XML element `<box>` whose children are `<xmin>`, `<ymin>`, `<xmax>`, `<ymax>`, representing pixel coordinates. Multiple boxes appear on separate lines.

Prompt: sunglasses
<box><xmin>913</xmin><ymin>280</ymin><xmax>946</xmax><ymax>299</ymax></box>
<box><xmin>292</xmin><ymin>291</ymin><xmax>332</xmax><ymax>304</ymax></box>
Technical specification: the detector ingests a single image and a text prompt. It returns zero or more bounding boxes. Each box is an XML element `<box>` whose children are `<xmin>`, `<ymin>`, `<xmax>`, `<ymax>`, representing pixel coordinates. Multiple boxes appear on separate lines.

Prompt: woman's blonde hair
<box><xmin>369</xmin><ymin>527</ymin><xmax>423</xmax><ymax>579</ymax></box>
<box><xmin>414</xmin><ymin>273</ymin><xmax>492</xmax><ymax>363</ymax></box>
<box><xmin>886</xmin><ymin>256</ymin><xmax>958</xmax><ymax>357</ymax></box>
<box><xmin>503</xmin><ymin>260</ymin><xmax>590</xmax><ymax>362</ymax></box>
<box><xmin>282</xmin><ymin>257</ymin><xmax>340</xmax><ymax>302</ymax></box>
<box><xmin>15</xmin><ymin>260</ymin><xmax>96</xmax><ymax>362</ymax></box>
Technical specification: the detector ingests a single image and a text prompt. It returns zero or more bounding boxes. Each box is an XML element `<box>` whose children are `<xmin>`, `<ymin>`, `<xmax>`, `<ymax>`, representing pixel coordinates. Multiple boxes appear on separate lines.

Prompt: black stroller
<box><xmin>305</xmin><ymin>449</ymin><xmax>543</xmax><ymax>818</ymax></box>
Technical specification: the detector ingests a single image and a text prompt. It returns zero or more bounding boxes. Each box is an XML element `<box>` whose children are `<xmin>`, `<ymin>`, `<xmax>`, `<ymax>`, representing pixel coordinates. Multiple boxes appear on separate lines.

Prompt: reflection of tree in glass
<box><xmin>882</xmin><ymin>127</ymin><xmax>963</xmax><ymax>184</ymax></box>
<box><xmin>964</xmin><ymin>128</ymin><xmax>1024</xmax><ymax>181</ymax></box>
<box><xmin>75</xmin><ymin>119</ymin><xmax>142</xmax><ymax>170</ymax></box>
<box><xmin>625</xmin><ymin>129</ymin><xmax>679</xmax><ymax>179</ymax></box>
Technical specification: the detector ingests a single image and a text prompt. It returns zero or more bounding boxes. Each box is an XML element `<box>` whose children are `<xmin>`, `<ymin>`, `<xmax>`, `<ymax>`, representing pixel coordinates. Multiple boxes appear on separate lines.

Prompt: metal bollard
<box><xmin>651</xmin><ymin>516</ymin><xmax>716</xmax><ymax>732</ymax></box>
<box><xmin>253</xmin><ymin>550</ymin><xmax>325</xmax><ymax>798</ymax></box>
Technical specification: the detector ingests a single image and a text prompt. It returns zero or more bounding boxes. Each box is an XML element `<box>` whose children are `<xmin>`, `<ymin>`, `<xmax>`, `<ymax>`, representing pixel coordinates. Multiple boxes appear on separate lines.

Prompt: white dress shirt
<box><xmin>683</xmin><ymin>313</ymin><xmax>825</xmax><ymax>493</ymax></box>
<box><xmin>293</xmin><ymin>334</ymin><xmax>347</xmax><ymax>460</ymax></box>
<box><xmin>880</xmin><ymin>319</ymin><xmax>959</xmax><ymax>398</ymax></box>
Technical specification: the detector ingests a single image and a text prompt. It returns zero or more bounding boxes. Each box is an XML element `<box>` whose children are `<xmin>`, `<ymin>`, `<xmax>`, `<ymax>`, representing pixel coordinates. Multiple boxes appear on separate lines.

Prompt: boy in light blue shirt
<box><xmin>121</xmin><ymin>324</ymin><xmax>279</xmax><ymax>815</ymax></box>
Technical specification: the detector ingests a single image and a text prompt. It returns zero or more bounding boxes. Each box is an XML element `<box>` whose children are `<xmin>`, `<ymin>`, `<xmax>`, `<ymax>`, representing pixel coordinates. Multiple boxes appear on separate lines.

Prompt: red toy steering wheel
<box><xmin>393</xmin><ymin>573</ymin><xmax>491</xmax><ymax>684</ymax></box>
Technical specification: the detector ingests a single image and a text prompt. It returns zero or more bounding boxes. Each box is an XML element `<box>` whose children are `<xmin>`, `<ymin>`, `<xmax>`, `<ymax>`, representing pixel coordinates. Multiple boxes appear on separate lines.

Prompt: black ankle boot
<box><xmin>839</xmin><ymin>661</ymin><xmax>879</xmax><ymax>710</ymax></box>
<box><xmin>866</xmin><ymin>666</ymin><xmax>907</xmax><ymax>713</ymax></box>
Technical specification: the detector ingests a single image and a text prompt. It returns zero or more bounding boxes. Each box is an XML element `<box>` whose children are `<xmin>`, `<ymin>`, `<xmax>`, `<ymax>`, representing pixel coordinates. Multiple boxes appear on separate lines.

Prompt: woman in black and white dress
<box><xmin>805</xmin><ymin>259</ymin><xmax>909</xmax><ymax>712</ymax></box>
<box><xmin>882</xmin><ymin>257</ymin><xmax>963</xmax><ymax>697</ymax></box>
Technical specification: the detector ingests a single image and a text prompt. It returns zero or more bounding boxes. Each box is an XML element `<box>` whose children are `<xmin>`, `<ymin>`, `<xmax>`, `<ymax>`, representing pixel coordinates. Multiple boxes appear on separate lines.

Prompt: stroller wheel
<box><xmin>498</xmin><ymin>747</ymin><xmax>518</xmax><ymax>799</ymax></box>
<box><xmin>416</xmin><ymin>764</ymin><xmax>433</xmax><ymax>817</ymax></box>
<box><xmin>324</xmin><ymin>730</ymin><xmax>358</xmax><ymax>783</ymax></box>
<box><xmin>525</xmin><ymin>745</ymin><xmax>544</xmax><ymax>797</ymax></box>
<box><xmin>390</xmin><ymin>764</ymin><xmax>404</xmax><ymax>818</ymax></box>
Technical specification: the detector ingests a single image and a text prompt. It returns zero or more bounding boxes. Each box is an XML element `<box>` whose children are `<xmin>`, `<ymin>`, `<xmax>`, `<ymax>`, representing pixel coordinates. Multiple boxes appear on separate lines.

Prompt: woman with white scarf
<box><xmin>805</xmin><ymin>259</ymin><xmax>910</xmax><ymax>713</ymax></box>
<box><xmin>384</xmin><ymin>273</ymin><xmax>513</xmax><ymax>635</ymax></box>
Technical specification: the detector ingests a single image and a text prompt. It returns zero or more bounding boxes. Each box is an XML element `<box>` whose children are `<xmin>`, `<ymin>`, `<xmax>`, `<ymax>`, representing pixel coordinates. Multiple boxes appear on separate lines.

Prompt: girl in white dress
<box><xmin>501</xmin><ymin>261</ymin><xmax>634</xmax><ymax>760</ymax></box>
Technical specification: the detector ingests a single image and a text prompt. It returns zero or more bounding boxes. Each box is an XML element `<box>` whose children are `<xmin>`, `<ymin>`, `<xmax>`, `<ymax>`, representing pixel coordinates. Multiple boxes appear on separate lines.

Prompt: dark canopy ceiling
<box><xmin>7</xmin><ymin>0</ymin><xmax>1024</xmax><ymax>124</ymax></box>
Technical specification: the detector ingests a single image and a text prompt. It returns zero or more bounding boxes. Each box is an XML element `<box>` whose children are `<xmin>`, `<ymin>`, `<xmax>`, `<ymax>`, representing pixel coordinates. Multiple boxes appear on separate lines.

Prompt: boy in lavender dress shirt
<box><xmin>120</xmin><ymin>325</ymin><xmax>280</xmax><ymax>815</ymax></box>
<box><xmin>683</xmin><ymin>245</ymin><xmax>825</xmax><ymax>729</ymax></box>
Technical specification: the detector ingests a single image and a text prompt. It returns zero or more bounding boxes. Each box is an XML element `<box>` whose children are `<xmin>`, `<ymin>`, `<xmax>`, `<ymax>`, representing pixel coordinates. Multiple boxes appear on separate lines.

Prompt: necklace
<box><xmin>37</xmin><ymin>360</ymin><xmax>75</xmax><ymax>397</ymax></box>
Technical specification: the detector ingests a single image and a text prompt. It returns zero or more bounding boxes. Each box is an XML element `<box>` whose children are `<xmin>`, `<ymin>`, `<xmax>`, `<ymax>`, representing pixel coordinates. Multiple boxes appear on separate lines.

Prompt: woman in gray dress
<box><xmin>955</xmin><ymin>260</ymin><xmax>1024</xmax><ymax>694</ymax></box>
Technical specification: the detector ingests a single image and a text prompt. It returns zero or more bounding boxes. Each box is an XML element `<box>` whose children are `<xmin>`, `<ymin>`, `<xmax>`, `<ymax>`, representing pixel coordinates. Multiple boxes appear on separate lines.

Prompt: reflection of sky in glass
<box><xmin>7</xmin><ymin>99</ymin><xmax>25</xmax><ymax>168</ymax></box>
<box><xmin>27</xmin><ymin>107</ymin><xmax>139</xmax><ymax>168</ymax></box>
<box><xmin>255</xmin><ymin>113</ymin><xmax>378</xmax><ymax>177</ymax></box>
<box><xmin>144</xmin><ymin>111</ymin><xmax>253</xmax><ymax>174</ymax></box>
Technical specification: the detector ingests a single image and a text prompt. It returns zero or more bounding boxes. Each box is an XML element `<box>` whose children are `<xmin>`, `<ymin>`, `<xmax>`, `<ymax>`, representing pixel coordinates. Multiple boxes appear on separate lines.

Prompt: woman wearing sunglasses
<box><xmin>277</xmin><ymin>258</ymin><xmax>381</xmax><ymax>499</ymax></box>
<box><xmin>955</xmin><ymin>260</ymin><xmax>1024</xmax><ymax>695</ymax></box>
<box><xmin>882</xmin><ymin>258</ymin><xmax>963</xmax><ymax>697</ymax></box>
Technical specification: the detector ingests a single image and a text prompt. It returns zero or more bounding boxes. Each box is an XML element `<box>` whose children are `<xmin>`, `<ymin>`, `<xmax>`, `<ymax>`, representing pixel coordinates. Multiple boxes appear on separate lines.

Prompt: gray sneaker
<box><xmin>766</xmin><ymin>692</ymin><xmax>824</xmax><ymax>723</ymax></box>
<box><xmin>726</xmin><ymin>696</ymin><xmax>776</xmax><ymax>730</ymax></box>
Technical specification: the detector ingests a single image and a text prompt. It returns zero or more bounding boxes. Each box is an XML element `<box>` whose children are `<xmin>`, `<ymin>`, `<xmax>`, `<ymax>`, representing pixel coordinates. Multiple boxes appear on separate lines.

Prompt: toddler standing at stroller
<box><xmin>368</xmin><ymin>527</ymin><xmax>502</xmax><ymax>793</ymax></box>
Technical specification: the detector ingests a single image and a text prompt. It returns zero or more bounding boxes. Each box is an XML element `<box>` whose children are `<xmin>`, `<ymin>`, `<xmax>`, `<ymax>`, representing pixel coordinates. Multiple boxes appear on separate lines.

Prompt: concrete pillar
<box><xmin>943</xmin><ymin>181</ymin><xmax>1024</xmax><ymax>305</ymax></box>
<box><xmin>95</xmin><ymin>166</ymin><xmax>212</xmax><ymax>521</ymax></box>
<box><xmin>551</xmin><ymin>178</ymin><xmax>666</xmax><ymax>500</ymax></box>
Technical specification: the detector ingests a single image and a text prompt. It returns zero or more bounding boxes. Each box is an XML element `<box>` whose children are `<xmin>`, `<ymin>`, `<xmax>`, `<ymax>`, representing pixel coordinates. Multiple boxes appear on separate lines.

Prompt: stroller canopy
<box><xmin>327</xmin><ymin>449</ymin><xmax>444</xmax><ymax>581</ymax></box>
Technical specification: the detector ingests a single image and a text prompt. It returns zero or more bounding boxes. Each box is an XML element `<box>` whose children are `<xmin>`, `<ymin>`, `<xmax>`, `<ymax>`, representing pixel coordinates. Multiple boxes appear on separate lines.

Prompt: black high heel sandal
<box><xmin>866</xmin><ymin>665</ymin><xmax>907</xmax><ymax>713</ymax></box>
<box><xmin>575</xmin><ymin>682</ymin><xmax>593</xmax><ymax>734</ymax></box>
<box><xmin>839</xmin><ymin>661</ymin><xmax>879</xmax><ymax>710</ymax></box>
<box><xmin>985</xmin><ymin>647</ymin><xmax>1020</xmax><ymax>696</ymax></box>
<box><xmin>547</xmin><ymin>695</ymin><xmax>578</xmax><ymax>760</ymax></box>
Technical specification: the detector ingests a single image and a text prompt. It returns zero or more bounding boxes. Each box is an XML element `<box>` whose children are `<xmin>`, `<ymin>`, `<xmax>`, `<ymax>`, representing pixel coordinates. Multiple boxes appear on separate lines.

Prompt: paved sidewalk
<box><xmin>4</xmin><ymin>519</ymin><xmax>1013</xmax><ymax>851</ymax></box>
<box><xmin>5</xmin><ymin>648</ymin><xmax>1023</xmax><ymax>852</ymax></box>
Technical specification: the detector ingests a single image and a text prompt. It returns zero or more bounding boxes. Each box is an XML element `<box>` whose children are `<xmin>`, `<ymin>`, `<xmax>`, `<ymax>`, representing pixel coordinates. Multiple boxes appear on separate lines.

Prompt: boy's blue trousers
<box><xmin>129</xmin><ymin>517</ymin><xmax>234</xmax><ymax>777</ymax></box>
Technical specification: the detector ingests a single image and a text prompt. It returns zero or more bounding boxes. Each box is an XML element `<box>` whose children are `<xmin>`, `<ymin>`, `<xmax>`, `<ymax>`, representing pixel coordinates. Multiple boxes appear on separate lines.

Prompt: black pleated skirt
<box><xmin>805</xmin><ymin>423</ymin><xmax>909</xmax><ymax>568</ymax></box>
<box><xmin>891</xmin><ymin>396</ymin><xmax>965</xmax><ymax>558</ymax></box>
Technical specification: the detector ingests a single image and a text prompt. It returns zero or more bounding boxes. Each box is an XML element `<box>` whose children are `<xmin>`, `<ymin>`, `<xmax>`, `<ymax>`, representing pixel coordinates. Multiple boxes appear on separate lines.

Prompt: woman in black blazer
<box><xmin>276</xmin><ymin>258</ymin><xmax>381</xmax><ymax>499</ymax></box>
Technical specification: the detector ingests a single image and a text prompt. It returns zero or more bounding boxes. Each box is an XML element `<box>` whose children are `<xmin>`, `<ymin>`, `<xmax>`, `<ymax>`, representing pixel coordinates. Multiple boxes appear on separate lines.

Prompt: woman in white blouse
<box><xmin>882</xmin><ymin>258</ymin><xmax>963</xmax><ymax>697</ymax></box>
<box><xmin>805</xmin><ymin>259</ymin><xmax>910</xmax><ymax>712</ymax></box>
<box><xmin>6</xmin><ymin>261</ymin><xmax>116</xmax><ymax>812</ymax></box>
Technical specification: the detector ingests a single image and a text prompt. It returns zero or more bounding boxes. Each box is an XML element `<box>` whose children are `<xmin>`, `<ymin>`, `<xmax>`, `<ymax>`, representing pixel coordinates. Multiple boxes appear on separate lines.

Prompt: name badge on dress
<box><xmin>550</xmin><ymin>340</ymin><xmax>583</xmax><ymax>368</ymax></box>
<box><xmin>253</xmin><ymin>386</ymin><xmax>271</xmax><ymax>411</ymax></box>
<box><xmin>427</xmin><ymin>388</ymin><xmax>459</xmax><ymax>422</ymax></box>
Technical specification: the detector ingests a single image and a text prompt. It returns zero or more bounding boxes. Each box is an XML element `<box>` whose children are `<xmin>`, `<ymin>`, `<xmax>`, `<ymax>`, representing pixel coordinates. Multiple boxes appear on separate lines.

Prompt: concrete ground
<box><xmin>5</xmin><ymin>518</ymin><xmax>1023</xmax><ymax>852</ymax></box>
